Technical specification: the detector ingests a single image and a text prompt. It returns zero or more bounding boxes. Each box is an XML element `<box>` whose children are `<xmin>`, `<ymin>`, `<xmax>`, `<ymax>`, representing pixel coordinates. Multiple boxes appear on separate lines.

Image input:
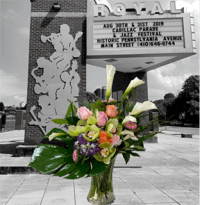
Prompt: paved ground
<box><xmin>0</xmin><ymin>127</ymin><xmax>199</xmax><ymax>205</ymax></box>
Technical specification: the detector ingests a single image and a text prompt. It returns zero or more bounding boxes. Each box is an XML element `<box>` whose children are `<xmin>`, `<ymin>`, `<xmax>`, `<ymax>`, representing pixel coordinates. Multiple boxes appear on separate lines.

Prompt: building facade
<box><xmin>25</xmin><ymin>0</ymin><xmax>196</xmax><ymax>145</ymax></box>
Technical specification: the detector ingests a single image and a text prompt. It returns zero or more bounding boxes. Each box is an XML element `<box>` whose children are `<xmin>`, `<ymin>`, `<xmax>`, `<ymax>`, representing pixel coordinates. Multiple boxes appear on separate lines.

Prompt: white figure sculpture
<box><xmin>29</xmin><ymin>24</ymin><xmax>83</xmax><ymax>135</ymax></box>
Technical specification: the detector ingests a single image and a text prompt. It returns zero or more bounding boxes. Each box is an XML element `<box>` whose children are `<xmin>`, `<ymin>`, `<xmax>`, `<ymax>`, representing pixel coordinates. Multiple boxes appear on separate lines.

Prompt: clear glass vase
<box><xmin>87</xmin><ymin>157</ymin><xmax>116</xmax><ymax>205</ymax></box>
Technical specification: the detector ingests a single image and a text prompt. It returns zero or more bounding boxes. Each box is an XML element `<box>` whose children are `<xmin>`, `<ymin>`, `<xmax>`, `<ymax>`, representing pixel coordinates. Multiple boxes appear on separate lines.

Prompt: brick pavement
<box><xmin>0</xmin><ymin>128</ymin><xmax>199</xmax><ymax>205</ymax></box>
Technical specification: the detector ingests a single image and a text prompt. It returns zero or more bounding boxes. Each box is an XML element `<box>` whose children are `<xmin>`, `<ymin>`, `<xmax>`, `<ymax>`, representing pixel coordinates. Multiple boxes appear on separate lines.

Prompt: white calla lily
<box><xmin>130</xmin><ymin>101</ymin><xmax>158</xmax><ymax>115</ymax></box>
<box><xmin>106</xmin><ymin>65</ymin><xmax>116</xmax><ymax>101</ymax></box>
<box><xmin>49</xmin><ymin>132</ymin><xmax>66</xmax><ymax>141</ymax></box>
<box><xmin>121</xmin><ymin>130</ymin><xmax>138</xmax><ymax>141</ymax></box>
<box><xmin>122</xmin><ymin>115</ymin><xmax>137</xmax><ymax>125</ymax></box>
<box><xmin>49</xmin><ymin>132</ymin><xmax>58</xmax><ymax>141</ymax></box>
<box><xmin>124</xmin><ymin>77</ymin><xmax>145</xmax><ymax>97</ymax></box>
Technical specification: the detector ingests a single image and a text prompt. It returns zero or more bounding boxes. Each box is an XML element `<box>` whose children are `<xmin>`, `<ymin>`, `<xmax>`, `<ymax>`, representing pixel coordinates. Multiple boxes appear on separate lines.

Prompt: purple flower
<box><xmin>73</xmin><ymin>134</ymin><xmax>100</xmax><ymax>156</ymax></box>
<box><xmin>77</xmin><ymin>134</ymin><xmax>88</xmax><ymax>144</ymax></box>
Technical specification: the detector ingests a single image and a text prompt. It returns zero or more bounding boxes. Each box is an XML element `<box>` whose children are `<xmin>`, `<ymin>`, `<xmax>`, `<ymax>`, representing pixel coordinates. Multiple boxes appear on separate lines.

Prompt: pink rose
<box><xmin>97</xmin><ymin>111</ymin><xmax>108</xmax><ymax>127</ymax></box>
<box><xmin>111</xmin><ymin>134</ymin><xmax>122</xmax><ymax>146</ymax></box>
<box><xmin>77</xmin><ymin>107</ymin><xmax>92</xmax><ymax>120</ymax></box>
<box><xmin>73</xmin><ymin>150</ymin><xmax>77</xmax><ymax>162</ymax></box>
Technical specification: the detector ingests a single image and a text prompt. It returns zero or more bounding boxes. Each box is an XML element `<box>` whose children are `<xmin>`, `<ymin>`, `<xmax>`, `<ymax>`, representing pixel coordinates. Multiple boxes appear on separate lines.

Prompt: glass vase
<box><xmin>87</xmin><ymin>157</ymin><xmax>116</xmax><ymax>205</ymax></box>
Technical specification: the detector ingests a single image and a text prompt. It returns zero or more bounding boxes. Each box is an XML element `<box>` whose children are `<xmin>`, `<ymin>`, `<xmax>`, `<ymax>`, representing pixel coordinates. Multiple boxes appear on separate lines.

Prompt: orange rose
<box><xmin>105</xmin><ymin>105</ymin><xmax>118</xmax><ymax>118</ymax></box>
<box><xmin>98</xmin><ymin>131</ymin><xmax>113</xmax><ymax>144</ymax></box>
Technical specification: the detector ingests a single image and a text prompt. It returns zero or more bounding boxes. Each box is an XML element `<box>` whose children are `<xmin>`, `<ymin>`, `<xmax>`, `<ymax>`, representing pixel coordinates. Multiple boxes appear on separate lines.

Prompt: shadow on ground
<box><xmin>0</xmin><ymin>142</ymin><xmax>22</xmax><ymax>155</ymax></box>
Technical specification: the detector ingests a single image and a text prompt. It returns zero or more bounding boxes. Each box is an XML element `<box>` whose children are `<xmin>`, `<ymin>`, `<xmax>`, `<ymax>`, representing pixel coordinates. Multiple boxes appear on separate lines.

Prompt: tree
<box><xmin>153</xmin><ymin>99</ymin><xmax>166</xmax><ymax>116</ymax></box>
<box><xmin>0</xmin><ymin>102</ymin><xmax>5</xmax><ymax>111</ymax></box>
<box><xmin>176</xmin><ymin>75</ymin><xmax>199</xmax><ymax>125</ymax></box>
<box><xmin>154</xmin><ymin>93</ymin><xmax>176</xmax><ymax>124</ymax></box>
<box><xmin>153</xmin><ymin>99</ymin><xmax>167</xmax><ymax>125</ymax></box>
<box><xmin>164</xmin><ymin>93</ymin><xmax>175</xmax><ymax>100</ymax></box>
<box><xmin>86</xmin><ymin>92</ymin><xmax>100</xmax><ymax>103</ymax></box>
<box><xmin>163</xmin><ymin>93</ymin><xmax>176</xmax><ymax>120</ymax></box>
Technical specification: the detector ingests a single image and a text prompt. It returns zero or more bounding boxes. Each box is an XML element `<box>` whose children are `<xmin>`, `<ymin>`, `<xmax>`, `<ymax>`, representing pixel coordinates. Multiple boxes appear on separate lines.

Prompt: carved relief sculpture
<box><xmin>29</xmin><ymin>24</ymin><xmax>83</xmax><ymax>135</ymax></box>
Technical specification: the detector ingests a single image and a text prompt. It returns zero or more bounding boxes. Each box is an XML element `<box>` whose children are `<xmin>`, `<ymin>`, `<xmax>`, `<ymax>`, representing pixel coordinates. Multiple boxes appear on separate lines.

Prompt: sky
<box><xmin>0</xmin><ymin>0</ymin><xmax>199</xmax><ymax>107</ymax></box>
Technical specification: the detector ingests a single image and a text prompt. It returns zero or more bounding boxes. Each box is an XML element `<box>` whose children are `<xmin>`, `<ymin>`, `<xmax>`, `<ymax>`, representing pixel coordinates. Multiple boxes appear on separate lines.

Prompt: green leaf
<box><xmin>76</xmin><ymin>120</ymin><xmax>87</xmax><ymax>126</ymax></box>
<box><xmin>94</xmin><ymin>100</ymin><xmax>105</xmax><ymax>107</ymax></box>
<box><xmin>131</xmin><ymin>88</ymin><xmax>136</xmax><ymax>102</ymax></box>
<box><xmin>129</xmin><ymin>104</ymin><xmax>134</xmax><ymax>112</ymax></box>
<box><xmin>125</xmin><ymin>103</ymin><xmax>129</xmax><ymax>113</ymax></box>
<box><xmin>65</xmin><ymin>116</ymin><xmax>79</xmax><ymax>125</ymax></box>
<box><xmin>43</xmin><ymin>128</ymin><xmax>67</xmax><ymax>139</ymax></box>
<box><xmin>127</xmin><ymin>150</ymin><xmax>140</xmax><ymax>157</ymax></box>
<box><xmin>84</xmin><ymin>100</ymin><xmax>91</xmax><ymax>110</ymax></box>
<box><xmin>91</xmin><ymin>100</ymin><xmax>105</xmax><ymax>112</ymax></box>
<box><xmin>54</xmin><ymin>159</ymin><xmax>76</xmax><ymax>177</ymax></box>
<box><xmin>107</xmin><ymin>100</ymin><xmax>118</xmax><ymax>106</ymax></box>
<box><xmin>65</xmin><ymin>102</ymin><xmax>77</xmax><ymax>118</ymax></box>
<box><xmin>87</xmin><ymin>160</ymin><xmax>108</xmax><ymax>177</ymax></box>
<box><xmin>65</xmin><ymin>160</ymin><xmax>90</xmax><ymax>179</ymax></box>
<box><xmin>65</xmin><ymin>102</ymin><xmax>73</xmax><ymax>118</ymax></box>
<box><xmin>138</xmin><ymin>131</ymin><xmax>161</xmax><ymax>142</ymax></box>
<box><xmin>51</xmin><ymin>137</ymin><xmax>75</xmax><ymax>152</ymax></box>
<box><xmin>29</xmin><ymin>144</ymin><xmax>72</xmax><ymax>174</ymax></box>
<box><xmin>122</xmin><ymin>153</ymin><xmax>130</xmax><ymax>164</ymax></box>
<box><xmin>70</xmin><ymin>102</ymin><xmax>75</xmax><ymax>117</ymax></box>
<box><xmin>72</xmin><ymin>103</ymin><xmax>78</xmax><ymax>113</ymax></box>
<box><xmin>132</xmin><ymin>146</ymin><xmax>145</xmax><ymax>151</ymax></box>
<box><xmin>52</xmin><ymin>119</ymin><xmax>69</xmax><ymax>125</ymax></box>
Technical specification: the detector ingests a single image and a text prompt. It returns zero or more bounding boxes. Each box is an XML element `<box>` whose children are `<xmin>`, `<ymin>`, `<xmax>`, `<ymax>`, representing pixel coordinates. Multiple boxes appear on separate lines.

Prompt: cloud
<box><xmin>14</xmin><ymin>95</ymin><xmax>26</xmax><ymax>102</ymax></box>
<box><xmin>0</xmin><ymin>69</ymin><xmax>26</xmax><ymax>98</ymax></box>
<box><xmin>148</xmin><ymin>68</ymin><xmax>191</xmax><ymax>100</ymax></box>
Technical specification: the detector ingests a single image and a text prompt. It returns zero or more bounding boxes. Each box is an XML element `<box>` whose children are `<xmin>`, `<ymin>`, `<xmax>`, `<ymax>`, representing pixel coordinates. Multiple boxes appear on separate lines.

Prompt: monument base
<box><xmin>181</xmin><ymin>133</ymin><xmax>192</xmax><ymax>138</ymax></box>
<box><xmin>0</xmin><ymin>167</ymin><xmax>40</xmax><ymax>174</ymax></box>
<box><xmin>14</xmin><ymin>145</ymin><xmax>37</xmax><ymax>157</ymax></box>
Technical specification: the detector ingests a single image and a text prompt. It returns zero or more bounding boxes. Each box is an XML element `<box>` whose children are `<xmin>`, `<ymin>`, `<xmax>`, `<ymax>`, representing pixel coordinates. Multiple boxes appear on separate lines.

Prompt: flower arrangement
<box><xmin>29</xmin><ymin>65</ymin><xmax>160</xmax><ymax>204</ymax></box>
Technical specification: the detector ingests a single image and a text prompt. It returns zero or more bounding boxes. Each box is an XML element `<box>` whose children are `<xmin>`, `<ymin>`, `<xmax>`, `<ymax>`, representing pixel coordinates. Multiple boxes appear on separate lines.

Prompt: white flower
<box><xmin>91</xmin><ymin>144</ymin><xmax>96</xmax><ymax>148</ymax></box>
<box><xmin>130</xmin><ymin>101</ymin><xmax>158</xmax><ymax>115</ymax></box>
<box><xmin>106</xmin><ymin>65</ymin><xmax>116</xmax><ymax>101</ymax></box>
<box><xmin>121</xmin><ymin>130</ymin><xmax>138</xmax><ymax>141</ymax></box>
<box><xmin>124</xmin><ymin>77</ymin><xmax>145</xmax><ymax>97</ymax></box>
<box><xmin>81</xmin><ymin>144</ymin><xmax>87</xmax><ymax>148</ymax></box>
<box><xmin>122</xmin><ymin>116</ymin><xmax>137</xmax><ymax>125</ymax></box>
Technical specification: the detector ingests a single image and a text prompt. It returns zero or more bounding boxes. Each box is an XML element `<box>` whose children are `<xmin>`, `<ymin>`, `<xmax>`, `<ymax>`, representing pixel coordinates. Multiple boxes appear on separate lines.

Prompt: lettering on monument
<box><xmin>29</xmin><ymin>24</ymin><xmax>83</xmax><ymax>135</ymax></box>
<box><xmin>94</xmin><ymin>1</ymin><xmax>182</xmax><ymax>16</ymax></box>
<box><xmin>93</xmin><ymin>19</ymin><xmax>184</xmax><ymax>49</ymax></box>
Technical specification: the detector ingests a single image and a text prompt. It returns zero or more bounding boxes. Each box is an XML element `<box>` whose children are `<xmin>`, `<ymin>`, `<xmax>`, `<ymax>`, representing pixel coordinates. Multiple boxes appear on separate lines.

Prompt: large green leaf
<box><xmin>49</xmin><ymin>136</ymin><xmax>74</xmax><ymax>148</ymax></box>
<box><xmin>29</xmin><ymin>144</ymin><xmax>72</xmax><ymax>174</ymax></box>
<box><xmin>65</xmin><ymin>160</ymin><xmax>90</xmax><ymax>179</ymax></box>
<box><xmin>87</xmin><ymin>159</ymin><xmax>108</xmax><ymax>177</ymax></box>
<box><xmin>29</xmin><ymin>141</ymin><xmax>110</xmax><ymax>179</ymax></box>
<box><xmin>54</xmin><ymin>158</ymin><xmax>76</xmax><ymax>177</ymax></box>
